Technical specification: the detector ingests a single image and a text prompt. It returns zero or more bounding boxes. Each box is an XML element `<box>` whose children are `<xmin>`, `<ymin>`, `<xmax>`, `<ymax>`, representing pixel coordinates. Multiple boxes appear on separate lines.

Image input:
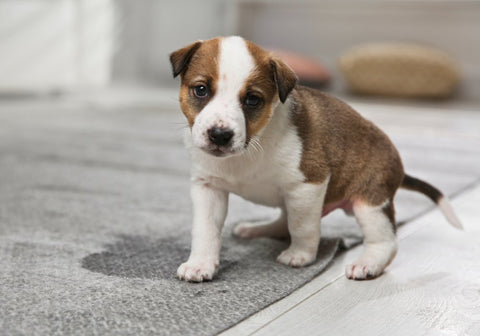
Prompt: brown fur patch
<box><xmin>269</xmin><ymin>55</ymin><xmax>298</xmax><ymax>103</ymax></box>
<box><xmin>171</xmin><ymin>38</ymin><xmax>220</xmax><ymax>127</ymax></box>
<box><xmin>240</xmin><ymin>41</ymin><xmax>276</xmax><ymax>139</ymax></box>
<box><xmin>243</xmin><ymin>41</ymin><xmax>297</xmax><ymax>139</ymax></box>
<box><xmin>401</xmin><ymin>174</ymin><xmax>442</xmax><ymax>203</ymax></box>
<box><xmin>290</xmin><ymin>86</ymin><xmax>404</xmax><ymax>207</ymax></box>
<box><xmin>170</xmin><ymin>41</ymin><xmax>202</xmax><ymax>78</ymax></box>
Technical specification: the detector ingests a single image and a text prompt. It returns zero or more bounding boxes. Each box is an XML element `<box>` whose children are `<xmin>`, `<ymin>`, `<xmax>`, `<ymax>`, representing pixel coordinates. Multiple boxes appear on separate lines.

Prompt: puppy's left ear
<box><xmin>170</xmin><ymin>41</ymin><xmax>202</xmax><ymax>78</ymax></box>
<box><xmin>270</xmin><ymin>56</ymin><xmax>298</xmax><ymax>103</ymax></box>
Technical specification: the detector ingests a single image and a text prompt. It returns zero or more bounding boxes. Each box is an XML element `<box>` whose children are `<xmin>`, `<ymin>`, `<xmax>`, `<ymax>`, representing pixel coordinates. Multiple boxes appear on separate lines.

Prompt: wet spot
<box><xmin>82</xmin><ymin>235</ymin><xmax>190</xmax><ymax>280</ymax></box>
<box><xmin>81</xmin><ymin>235</ymin><xmax>239</xmax><ymax>280</ymax></box>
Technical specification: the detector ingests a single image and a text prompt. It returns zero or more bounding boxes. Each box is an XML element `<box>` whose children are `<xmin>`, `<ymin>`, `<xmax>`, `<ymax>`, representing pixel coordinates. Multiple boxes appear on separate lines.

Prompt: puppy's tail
<box><xmin>401</xmin><ymin>174</ymin><xmax>463</xmax><ymax>229</ymax></box>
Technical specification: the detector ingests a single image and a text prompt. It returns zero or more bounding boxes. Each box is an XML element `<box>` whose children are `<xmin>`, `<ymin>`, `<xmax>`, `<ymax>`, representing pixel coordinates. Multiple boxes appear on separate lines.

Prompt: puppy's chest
<box><xmin>208</xmin><ymin>167</ymin><xmax>284</xmax><ymax>207</ymax></box>
<box><xmin>191</xmin><ymin>111</ymin><xmax>305</xmax><ymax>207</ymax></box>
<box><xmin>195</xmin><ymin>151</ymin><xmax>292</xmax><ymax>206</ymax></box>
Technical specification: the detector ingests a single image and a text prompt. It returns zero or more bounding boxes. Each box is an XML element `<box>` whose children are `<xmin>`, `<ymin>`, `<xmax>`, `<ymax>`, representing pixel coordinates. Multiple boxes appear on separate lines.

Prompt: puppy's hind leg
<box><xmin>345</xmin><ymin>199</ymin><xmax>398</xmax><ymax>280</ymax></box>
<box><xmin>234</xmin><ymin>209</ymin><xmax>289</xmax><ymax>239</ymax></box>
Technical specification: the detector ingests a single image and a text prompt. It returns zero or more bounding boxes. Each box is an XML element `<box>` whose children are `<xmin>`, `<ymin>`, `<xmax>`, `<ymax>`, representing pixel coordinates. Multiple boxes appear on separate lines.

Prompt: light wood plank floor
<box><xmin>222</xmin><ymin>103</ymin><xmax>480</xmax><ymax>336</ymax></box>
<box><xmin>223</xmin><ymin>185</ymin><xmax>480</xmax><ymax>336</ymax></box>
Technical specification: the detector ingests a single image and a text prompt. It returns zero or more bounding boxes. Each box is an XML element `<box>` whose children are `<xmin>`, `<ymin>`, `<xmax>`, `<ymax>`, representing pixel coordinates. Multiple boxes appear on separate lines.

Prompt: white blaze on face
<box><xmin>191</xmin><ymin>36</ymin><xmax>255</xmax><ymax>154</ymax></box>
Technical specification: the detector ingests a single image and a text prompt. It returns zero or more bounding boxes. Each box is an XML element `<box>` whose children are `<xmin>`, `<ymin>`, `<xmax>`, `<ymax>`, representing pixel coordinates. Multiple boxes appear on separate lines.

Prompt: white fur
<box><xmin>177</xmin><ymin>182</ymin><xmax>228</xmax><ymax>282</ymax></box>
<box><xmin>190</xmin><ymin>36</ymin><xmax>254</xmax><ymax>155</ymax></box>
<box><xmin>186</xmin><ymin>98</ymin><xmax>305</xmax><ymax>207</ymax></box>
<box><xmin>438</xmin><ymin>196</ymin><xmax>463</xmax><ymax>229</ymax></box>
<box><xmin>345</xmin><ymin>200</ymin><xmax>398</xmax><ymax>280</ymax></box>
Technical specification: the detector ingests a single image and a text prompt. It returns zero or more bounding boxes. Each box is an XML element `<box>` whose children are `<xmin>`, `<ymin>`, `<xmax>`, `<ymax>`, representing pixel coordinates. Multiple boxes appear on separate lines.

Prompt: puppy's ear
<box><xmin>169</xmin><ymin>41</ymin><xmax>202</xmax><ymax>78</ymax></box>
<box><xmin>270</xmin><ymin>56</ymin><xmax>298</xmax><ymax>103</ymax></box>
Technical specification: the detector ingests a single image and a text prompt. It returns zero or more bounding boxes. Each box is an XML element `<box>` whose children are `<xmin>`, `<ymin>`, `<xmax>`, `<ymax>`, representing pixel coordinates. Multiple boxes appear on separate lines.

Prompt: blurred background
<box><xmin>1</xmin><ymin>0</ymin><xmax>479</xmax><ymax>108</ymax></box>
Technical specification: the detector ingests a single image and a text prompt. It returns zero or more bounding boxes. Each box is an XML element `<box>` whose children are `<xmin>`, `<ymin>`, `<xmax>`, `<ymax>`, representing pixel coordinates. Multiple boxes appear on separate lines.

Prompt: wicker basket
<box><xmin>338</xmin><ymin>43</ymin><xmax>460</xmax><ymax>98</ymax></box>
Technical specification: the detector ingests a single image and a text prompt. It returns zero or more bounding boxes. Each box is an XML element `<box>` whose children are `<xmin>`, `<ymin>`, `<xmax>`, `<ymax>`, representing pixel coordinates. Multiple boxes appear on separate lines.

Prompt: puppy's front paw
<box><xmin>277</xmin><ymin>248</ymin><xmax>316</xmax><ymax>267</ymax></box>
<box><xmin>177</xmin><ymin>259</ymin><xmax>218</xmax><ymax>282</ymax></box>
<box><xmin>345</xmin><ymin>263</ymin><xmax>383</xmax><ymax>280</ymax></box>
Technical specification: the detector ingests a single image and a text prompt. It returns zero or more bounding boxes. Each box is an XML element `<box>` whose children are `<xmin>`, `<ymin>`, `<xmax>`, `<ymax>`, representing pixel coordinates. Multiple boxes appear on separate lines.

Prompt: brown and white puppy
<box><xmin>170</xmin><ymin>36</ymin><xmax>462</xmax><ymax>282</ymax></box>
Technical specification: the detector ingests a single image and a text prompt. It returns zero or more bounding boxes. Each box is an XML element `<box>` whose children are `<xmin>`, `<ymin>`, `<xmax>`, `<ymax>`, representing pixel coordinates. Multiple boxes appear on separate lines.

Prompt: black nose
<box><xmin>208</xmin><ymin>127</ymin><xmax>234</xmax><ymax>146</ymax></box>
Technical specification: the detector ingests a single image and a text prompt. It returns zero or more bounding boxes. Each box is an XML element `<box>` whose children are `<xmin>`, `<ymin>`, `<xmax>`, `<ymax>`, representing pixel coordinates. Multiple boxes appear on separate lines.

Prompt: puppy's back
<box><xmin>289</xmin><ymin>86</ymin><xmax>404</xmax><ymax>205</ymax></box>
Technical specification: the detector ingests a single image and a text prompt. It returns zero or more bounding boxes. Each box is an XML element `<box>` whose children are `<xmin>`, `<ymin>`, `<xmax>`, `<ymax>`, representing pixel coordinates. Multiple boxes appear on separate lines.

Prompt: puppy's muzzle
<box><xmin>208</xmin><ymin>127</ymin><xmax>234</xmax><ymax>147</ymax></box>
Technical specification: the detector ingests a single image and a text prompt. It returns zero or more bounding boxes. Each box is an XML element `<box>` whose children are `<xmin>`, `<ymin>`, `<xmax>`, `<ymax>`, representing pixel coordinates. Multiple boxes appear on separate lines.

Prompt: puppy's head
<box><xmin>170</xmin><ymin>36</ymin><xmax>297</xmax><ymax>158</ymax></box>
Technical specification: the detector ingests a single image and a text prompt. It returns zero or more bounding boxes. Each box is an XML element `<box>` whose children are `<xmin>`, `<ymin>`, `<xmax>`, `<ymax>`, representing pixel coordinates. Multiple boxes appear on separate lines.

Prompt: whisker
<box><xmin>248</xmin><ymin>137</ymin><xmax>264</xmax><ymax>156</ymax></box>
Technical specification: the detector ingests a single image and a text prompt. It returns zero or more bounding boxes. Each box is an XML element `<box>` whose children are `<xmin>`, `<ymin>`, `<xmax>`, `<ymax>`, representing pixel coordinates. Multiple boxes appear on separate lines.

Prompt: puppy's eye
<box><xmin>193</xmin><ymin>85</ymin><xmax>208</xmax><ymax>98</ymax></box>
<box><xmin>244</xmin><ymin>94</ymin><xmax>261</xmax><ymax>108</ymax></box>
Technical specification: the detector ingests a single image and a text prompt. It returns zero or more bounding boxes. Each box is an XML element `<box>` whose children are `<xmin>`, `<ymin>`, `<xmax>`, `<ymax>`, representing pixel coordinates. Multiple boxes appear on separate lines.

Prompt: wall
<box><xmin>1</xmin><ymin>0</ymin><xmax>478</xmax><ymax>101</ymax></box>
<box><xmin>112</xmin><ymin>0</ymin><xmax>237</xmax><ymax>86</ymax></box>
<box><xmin>0</xmin><ymin>0</ymin><xmax>114</xmax><ymax>93</ymax></box>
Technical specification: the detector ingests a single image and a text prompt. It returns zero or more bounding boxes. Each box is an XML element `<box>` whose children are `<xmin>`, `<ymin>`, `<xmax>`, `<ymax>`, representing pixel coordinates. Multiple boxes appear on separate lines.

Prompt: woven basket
<box><xmin>338</xmin><ymin>43</ymin><xmax>460</xmax><ymax>98</ymax></box>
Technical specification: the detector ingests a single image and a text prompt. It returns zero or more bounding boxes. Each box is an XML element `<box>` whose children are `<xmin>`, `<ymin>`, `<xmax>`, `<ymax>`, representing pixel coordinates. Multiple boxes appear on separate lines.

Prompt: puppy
<box><xmin>170</xmin><ymin>36</ymin><xmax>462</xmax><ymax>282</ymax></box>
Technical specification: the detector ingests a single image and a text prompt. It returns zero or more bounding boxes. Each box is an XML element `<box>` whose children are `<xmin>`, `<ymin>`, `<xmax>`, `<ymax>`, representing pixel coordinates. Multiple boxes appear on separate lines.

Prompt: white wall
<box><xmin>0</xmin><ymin>0</ymin><xmax>114</xmax><ymax>93</ymax></box>
<box><xmin>112</xmin><ymin>0</ymin><xmax>236</xmax><ymax>86</ymax></box>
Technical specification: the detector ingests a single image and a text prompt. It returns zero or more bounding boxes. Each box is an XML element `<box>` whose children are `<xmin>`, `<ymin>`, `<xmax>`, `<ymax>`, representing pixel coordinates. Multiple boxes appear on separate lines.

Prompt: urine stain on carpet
<box><xmin>81</xmin><ymin>235</ymin><xmax>241</xmax><ymax>280</ymax></box>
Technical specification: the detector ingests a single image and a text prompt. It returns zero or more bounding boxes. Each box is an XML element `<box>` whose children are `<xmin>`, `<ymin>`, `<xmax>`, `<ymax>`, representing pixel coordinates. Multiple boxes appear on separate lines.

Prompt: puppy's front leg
<box><xmin>277</xmin><ymin>181</ymin><xmax>328</xmax><ymax>267</ymax></box>
<box><xmin>177</xmin><ymin>180</ymin><xmax>228</xmax><ymax>282</ymax></box>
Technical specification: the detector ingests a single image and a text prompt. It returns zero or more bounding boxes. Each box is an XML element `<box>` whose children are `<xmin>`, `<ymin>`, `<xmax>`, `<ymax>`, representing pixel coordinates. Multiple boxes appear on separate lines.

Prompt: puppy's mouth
<box><xmin>201</xmin><ymin>145</ymin><xmax>240</xmax><ymax>158</ymax></box>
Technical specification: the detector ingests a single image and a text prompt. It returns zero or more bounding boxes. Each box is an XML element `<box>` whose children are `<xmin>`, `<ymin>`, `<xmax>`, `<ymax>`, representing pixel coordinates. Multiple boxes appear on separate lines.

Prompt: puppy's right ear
<box><xmin>169</xmin><ymin>41</ymin><xmax>202</xmax><ymax>78</ymax></box>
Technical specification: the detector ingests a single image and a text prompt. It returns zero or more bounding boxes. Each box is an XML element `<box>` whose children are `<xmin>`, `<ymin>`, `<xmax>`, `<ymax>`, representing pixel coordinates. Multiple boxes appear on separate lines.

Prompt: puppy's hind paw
<box><xmin>233</xmin><ymin>222</ymin><xmax>258</xmax><ymax>239</ymax></box>
<box><xmin>233</xmin><ymin>218</ymin><xmax>289</xmax><ymax>239</ymax></box>
<box><xmin>345</xmin><ymin>263</ymin><xmax>383</xmax><ymax>280</ymax></box>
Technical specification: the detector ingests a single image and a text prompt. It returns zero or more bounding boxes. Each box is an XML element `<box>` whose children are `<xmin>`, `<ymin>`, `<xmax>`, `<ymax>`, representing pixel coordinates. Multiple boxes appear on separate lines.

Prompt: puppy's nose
<box><xmin>208</xmin><ymin>127</ymin><xmax>234</xmax><ymax>146</ymax></box>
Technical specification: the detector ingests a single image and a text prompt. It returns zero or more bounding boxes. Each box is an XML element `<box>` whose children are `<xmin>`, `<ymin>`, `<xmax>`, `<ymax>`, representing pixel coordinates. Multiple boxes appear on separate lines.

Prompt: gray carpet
<box><xmin>1</xmin><ymin>99</ymin><xmax>479</xmax><ymax>335</ymax></box>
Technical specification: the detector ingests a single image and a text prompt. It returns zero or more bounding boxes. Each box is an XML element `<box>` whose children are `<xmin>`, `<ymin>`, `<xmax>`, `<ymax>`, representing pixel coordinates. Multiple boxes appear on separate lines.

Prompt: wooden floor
<box><xmin>221</xmin><ymin>102</ymin><xmax>480</xmax><ymax>336</ymax></box>
<box><xmin>222</xmin><ymin>185</ymin><xmax>480</xmax><ymax>336</ymax></box>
